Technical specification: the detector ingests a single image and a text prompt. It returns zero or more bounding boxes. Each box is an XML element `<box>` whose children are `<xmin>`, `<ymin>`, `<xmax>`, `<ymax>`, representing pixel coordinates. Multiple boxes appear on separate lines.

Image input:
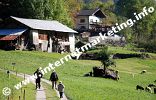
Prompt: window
<box><xmin>80</xmin><ymin>19</ymin><xmax>85</xmax><ymax>23</ymax></box>
<box><xmin>90</xmin><ymin>19</ymin><xmax>93</xmax><ymax>23</ymax></box>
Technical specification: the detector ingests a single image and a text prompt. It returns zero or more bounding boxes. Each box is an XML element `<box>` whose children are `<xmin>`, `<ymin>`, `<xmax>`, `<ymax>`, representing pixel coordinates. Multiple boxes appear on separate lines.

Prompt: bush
<box><xmin>137</xmin><ymin>40</ymin><xmax>156</xmax><ymax>53</ymax></box>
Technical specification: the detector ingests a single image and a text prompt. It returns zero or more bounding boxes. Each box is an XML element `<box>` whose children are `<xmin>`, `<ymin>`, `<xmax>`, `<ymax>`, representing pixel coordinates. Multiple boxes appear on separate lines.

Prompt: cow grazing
<box><xmin>84</xmin><ymin>72</ymin><xmax>92</xmax><ymax>77</ymax></box>
<box><xmin>145</xmin><ymin>86</ymin><xmax>152</xmax><ymax>93</ymax></box>
<box><xmin>148</xmin><ymin>84</ymin><xmax>156</xmax><ymax>88</ymax></box>
<box><xmin>154</xmin><ymin>88</ymin><xmax>156</xmax><ymax>94</ymax></box>
<box><xmin>140</xmin><ymin>70</ymin><xmax>147</xmax><ymax>74</ymax></box>
<box><xmin>136</xmin><ymin>85</ymin><xmax>144</xmax><ymax>90</ymax></box>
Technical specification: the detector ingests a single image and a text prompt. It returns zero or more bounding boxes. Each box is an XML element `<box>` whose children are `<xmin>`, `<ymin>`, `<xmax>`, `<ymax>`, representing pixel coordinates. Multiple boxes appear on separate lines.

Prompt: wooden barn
<box><xmin>0</xmin><ymin>16</ymin><xmax>78</xmax><ymax>53</ymax></box>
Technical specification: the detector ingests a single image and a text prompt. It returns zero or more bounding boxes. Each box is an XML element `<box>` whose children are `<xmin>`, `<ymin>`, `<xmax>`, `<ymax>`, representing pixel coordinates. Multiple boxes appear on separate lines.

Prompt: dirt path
<box><xmin>0</xmin><ymin>69</ymin><xmax>46</xmax><ymax>100</ymax></box>
<box><xmin>0</xmin><ymin>68</ymin><xmax>68</xmax><ymax>100</ymax></box>
<box><xmin>11</xmin><ymin>72</ymin><xmax>47</xmax><ymax>100</ymax></box>
<box><xmin>14</xmin><ymin>73</ymin><xmax>46</xmax><ymax>100</ymax></box>
<box><xmin>36</xmin><ymin>87</ymin><xmax>46</xmax><ymax>100</ymax></box>
<box><xmin>42</xmin><ymin>78</ymin><xmax>68</xmax><ymax>100</ymax></box>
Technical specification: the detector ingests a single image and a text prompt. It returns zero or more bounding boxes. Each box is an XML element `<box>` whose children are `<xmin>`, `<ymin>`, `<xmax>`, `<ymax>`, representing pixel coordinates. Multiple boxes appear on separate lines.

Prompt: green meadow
<box><xmin>0</xmin><ymin>70</ymin><xmax>35</xmax><ymax>100</ymax></box>
<box><xmin>0</xmin><ymin>47</ymin><xmax>156</xmax><ymax>100</ymax></box>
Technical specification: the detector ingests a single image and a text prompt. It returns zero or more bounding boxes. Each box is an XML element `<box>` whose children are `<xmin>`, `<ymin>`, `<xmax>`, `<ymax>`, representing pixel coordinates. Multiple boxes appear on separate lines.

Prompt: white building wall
<box><xmin>30</xmin><ymin>30</ymin><xmax>39</xmax><ymax>45</ymax></box>
<box><xmin>48</xmin><ymin>37</ymin><xmax>53</xmax><ymax>53</ymax></box>
<box><xmin>69</xmin><ymin>33</ymin><xmax>75</xmax><ymax>52</ymax></box>
<box><xmin>89</xmin><ymin>16</ymin><xmax>102</xmax><ymax>29</ymax></box>
<box><xmin>39</xmin><ymin>40</ymin><xmax>48</xmax><ymax>52</ymax></box>
<box><xmin>89</xmin><ymin>16</ymin><xmax>101</xmax><ymax>23</ymax></box>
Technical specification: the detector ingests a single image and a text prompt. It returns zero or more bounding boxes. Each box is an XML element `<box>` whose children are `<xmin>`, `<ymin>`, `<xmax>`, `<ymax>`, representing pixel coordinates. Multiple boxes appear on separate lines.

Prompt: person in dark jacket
<box><xmin>49</xmin><ymin>70</ymin><xmax>58</xmax><ymax>89</ymax></box>
<box><xmin>34</xmin><ymin>68</ymin><xmax>43</xmax><ymax>89</ymax></box>
<box><xmin>58</xmin><ymin>81</ymin><xmax>65</xmax><ymax>98</ymax></box>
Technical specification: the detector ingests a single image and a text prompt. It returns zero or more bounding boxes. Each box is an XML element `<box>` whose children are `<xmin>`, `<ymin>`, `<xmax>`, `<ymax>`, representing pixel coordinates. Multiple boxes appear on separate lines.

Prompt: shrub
<box><xmin>97</xmin><ymin>46</ymin><xmax>116</xmax><ymax>74</ymax></box>
<box><xmin>137</xmin><ymin>40</ymin><xmax>156</xmax><ymax>53</ymax></box>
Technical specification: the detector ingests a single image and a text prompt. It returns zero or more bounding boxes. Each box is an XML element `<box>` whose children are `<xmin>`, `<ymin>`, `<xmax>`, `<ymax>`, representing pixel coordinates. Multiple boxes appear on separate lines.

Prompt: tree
<box><xmin>48</xmin><ymin>0</ymin><xmax>73</xmax><ymax>27</ymax></box>
<box><xmin>0</xmin><ymin>0</ymin><xmax>10</xmax><ymax>19</ymax></box>
<box><xmin>116</xmin><ymin>0</ymin><xmax>156</xmax><ymax>43</ymax></box>
<box><xmin>97</xmin><ymin>46</ymin><xmax>115</xmax><ymax>74</ymax></box>
<box><xmin>116</xmin><ymin>16</ymin><xmax>133</xmax><ymax>41</ymax></box>
<box><xmin>115</xmin><ymin>0</ymin><xmax>156</xmax><ymax>53</ymax></box>
<box><xmin>0</xmin><ymin>0</ymin><xmax>52</xmax><ymax>19</ymax></box>
<box><xmin>65</xmin><ymin>0</ymin><xmax>83</xmax><ymax>27</ymax></box>
<box><xmin>0</xmin><ymin>0</ymin><xmax>73</xmax><ymax>27</ymax></box>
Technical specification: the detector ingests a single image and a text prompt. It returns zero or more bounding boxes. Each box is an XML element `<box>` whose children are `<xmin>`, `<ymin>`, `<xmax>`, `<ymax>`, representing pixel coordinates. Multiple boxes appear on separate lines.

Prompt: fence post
<box><xmin>24</xmin><ymin>74</ymin><xmax>25</xmax><ymax>80</ymax></box>
<box><xmin>7</xmin><ymin>70</ymin><xmax>10</xmax><ymax>79</ymax></box>
<box><xmin>21</xmin><ymin>87</ymin><xmax>22</xmax><ymax>94</ymax></box>
<box><xmin>11</xmin><ymin>91</ymin><xmax>13</xmax><ymax>100</ymax></box>
<box><xmin>7</xmin><ymin>96</ymin><xmax>10</xmax><ymax>100</ymax></box>
<box><xmin>12</xmin><ymin>63</ymin><xmax>16</xmax><ymax>70</ymax></box>
<box><xmin>19</xmin><ymin>96</ymin><xmax>21</xmax><ymax>100</ymax></box>
<box><xmin>23</xmin><ymin>89</ymin><xmax>25</xmax><ymax>100</ymax></box>
<box><xmin>16</xmin><ymin>71</ymin><xmax>17</xmax><ymax>76</ymax></box>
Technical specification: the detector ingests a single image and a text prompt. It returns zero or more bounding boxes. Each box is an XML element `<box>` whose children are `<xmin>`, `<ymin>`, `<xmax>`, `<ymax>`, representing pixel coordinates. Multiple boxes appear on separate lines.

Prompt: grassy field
<box><xmin>0</xmin><ymin>48</ymin><xmax>156</xmax><ymax>100</ymax></box>
<box><xmin>0</xmin><ymin>70</ymin><xmax>35</xmax><ymax>100</ymax></box>
<box><xmin>88</xmin><ymin>46</ymin><xmax>137</xmax><ymax>54</ymax></box>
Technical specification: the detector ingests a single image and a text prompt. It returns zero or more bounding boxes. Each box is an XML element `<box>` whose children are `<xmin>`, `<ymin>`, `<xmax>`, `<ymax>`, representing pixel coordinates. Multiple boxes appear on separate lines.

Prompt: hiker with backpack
<box><xmin>49</xmin><ymin>70</ymin><xmax>59</xmax><ymax>89</ymax></box>
<box><xmin>58</xmin><ymin>81</ymin><xmax>65</xmax><ymax>98</ymax></box>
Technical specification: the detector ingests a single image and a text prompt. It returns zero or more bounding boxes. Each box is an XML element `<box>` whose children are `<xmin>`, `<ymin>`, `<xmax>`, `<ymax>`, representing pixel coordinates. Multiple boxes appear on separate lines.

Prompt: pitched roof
<box><xmin>77</xmin><ymin>8</ymin><xmax>106</xmax><ymax>18</ymax></box>
<box><xmin>11</xmin><ymin>16</ymin><xmax>78</xmax><ymax>33</ymax></box>
<box><xmin>0</xmin><ymin>29</ymin><xmax>26</xmax><ymax>35</ymax></box>
<box><xmin>78</xmin><ymin>9</ymin><xmax>96</xmax><ymax>16</ymax></box>
<box><xmin>0</xmin><ymin>35</ymin><xmax>19</xmax><ymax>41</ymax></box>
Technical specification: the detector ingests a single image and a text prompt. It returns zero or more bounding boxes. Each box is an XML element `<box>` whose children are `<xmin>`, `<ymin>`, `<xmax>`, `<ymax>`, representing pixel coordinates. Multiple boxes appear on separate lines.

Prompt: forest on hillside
<box><xmin>0</xmin><ymin>0</ymin><xmax>156</xmax><ymax>52</ymax></box>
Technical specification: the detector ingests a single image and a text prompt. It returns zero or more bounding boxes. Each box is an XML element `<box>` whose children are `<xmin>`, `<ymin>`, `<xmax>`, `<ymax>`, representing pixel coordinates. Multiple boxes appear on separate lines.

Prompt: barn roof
<box><xmin>0</xmin><ymin>35</ymin><xmax>19</xmax><ymax>41</ymax></box>
<box><xmin>11</xmin><ymin>16</ymin><xmax>78</xmax><ymax>33</ymax></box>
<box><xmin>0</xmin><ymin>29</ymin><xmax>26</xmax><ymax>35</ymax></box>
<box><xmin>0</xmin><ymin>29</ymin><xmax>26</xmax><ymax>41</ymax></box>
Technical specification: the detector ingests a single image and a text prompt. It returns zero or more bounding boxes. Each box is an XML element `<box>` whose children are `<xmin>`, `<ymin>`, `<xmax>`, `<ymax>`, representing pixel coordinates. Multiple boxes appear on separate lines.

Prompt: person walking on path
<box><xmin>34</xmin><ymin>68</ymin><xmax>43</xmax><ymax>89</ymax></box>
<box><xmin>50</xmin><ymin>70</ymin><xmax>59</xmax><ymax>89</ymax></box>
<box><xmin>58</xmin><ymin>81</ymin><xmax>65</xmax><ymax>98</ymax></box>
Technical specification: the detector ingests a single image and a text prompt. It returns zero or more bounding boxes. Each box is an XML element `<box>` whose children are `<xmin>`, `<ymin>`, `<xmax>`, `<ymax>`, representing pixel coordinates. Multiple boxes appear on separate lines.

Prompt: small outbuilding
<box><xmin>0</xmin><ymin>16</ymin><xmax>78</xmax><ymax>52</ymax></box>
